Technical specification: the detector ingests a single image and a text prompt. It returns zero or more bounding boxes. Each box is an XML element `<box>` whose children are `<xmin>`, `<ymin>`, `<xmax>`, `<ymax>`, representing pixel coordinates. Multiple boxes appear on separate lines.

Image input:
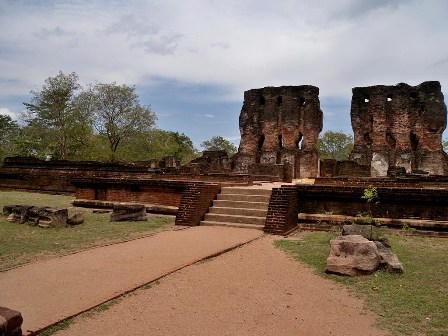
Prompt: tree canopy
<box><xmin>87</xmin><ymin>82</ymin><xmax>156</xmax><ymax>161</ymax></box>
<box><xmin>317</xmin><ymin>131</ymin><xmax>353</xmax><ymax>161</ymax></box>
<box><xmin>0</xmin><ymin>115</ymin><xmax>19</xmax><ymax>164</ymax></box>
<box><xmin>200</xmin><ymin>136</ymin><xmax>237</xmax><ymax>156</ymax></box>
<box><xmin>22</xmin><ymin>71</ymin><xmax>91</xmax><ymax>160</ymax></box>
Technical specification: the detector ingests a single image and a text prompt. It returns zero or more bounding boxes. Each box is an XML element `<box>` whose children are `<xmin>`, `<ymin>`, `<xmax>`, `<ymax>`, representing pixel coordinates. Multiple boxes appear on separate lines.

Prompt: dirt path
<box><xmin>54</xmin><ymin>235</ymin><xmax>388</xmax><ymax>336</ymax></box>
<box><xmin>0</xmin><ymin>226</ymin><xmax>263</xmax><ymax>335</ymax></box>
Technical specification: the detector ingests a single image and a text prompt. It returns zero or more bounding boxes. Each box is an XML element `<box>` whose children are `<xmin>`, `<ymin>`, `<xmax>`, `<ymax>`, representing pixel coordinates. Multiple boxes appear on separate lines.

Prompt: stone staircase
<box><xmin>200</xmin><ymin>187</ymin><xmax>272</xmax><ymax>230</ymax></box>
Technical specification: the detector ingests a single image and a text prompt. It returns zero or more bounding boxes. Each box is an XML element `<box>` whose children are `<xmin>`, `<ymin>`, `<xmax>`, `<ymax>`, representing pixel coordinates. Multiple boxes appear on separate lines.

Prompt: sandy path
<box><xmin>0</xmin><ymin>226</ymin><xmax>263</xmax><ymax>335</ymax></box>
<box><xmin>55</xmin><ymin>235</ymin><xmax>387</xmax><ymax>336</ymax></box>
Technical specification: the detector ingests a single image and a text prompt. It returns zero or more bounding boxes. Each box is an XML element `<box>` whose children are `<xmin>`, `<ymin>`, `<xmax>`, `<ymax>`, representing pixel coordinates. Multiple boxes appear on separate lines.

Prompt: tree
<box><xmin>200</xmin><ymin>136</ymin><xmax>237</xmax><ymax>156</ymax></box>
<box><xmin>88</xmin><ymin>83</ymin><xmax>156</xmax><ymax>161</ymax></box>
<box><xmin>22</xmin><ymin>71</ymin><xmax>92</xmax><ymax>160</ymax></box>
<box><xmin>0</xmin><ymin>114</ymin><xmax>19</xmax><ymax>164</ymax></box>
<box><xmin>317</xmin><ymin>131</ymin><xmax>353</xmax><ymax>161</ymax></box>
<box><xmin>443</xmin><ymin>139</ymin><xmax>448</xmax><ymax>153</ymax></box>
<box><xmin>120</xmin><ymin>129</ymin><xmax>198</xmax><ymax>164</ymax></box>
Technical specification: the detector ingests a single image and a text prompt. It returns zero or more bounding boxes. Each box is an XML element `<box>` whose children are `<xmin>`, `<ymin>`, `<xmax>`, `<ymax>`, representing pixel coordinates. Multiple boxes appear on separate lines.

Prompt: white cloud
<box><xmin>0</xmin><ymin>107</ymin><xmax>19</xmax><ymax>120</ymax></box>
<box><xmin>0</xmin><ymin>0</ymin><xmax>447</xmax><ymax>142</ymax></box>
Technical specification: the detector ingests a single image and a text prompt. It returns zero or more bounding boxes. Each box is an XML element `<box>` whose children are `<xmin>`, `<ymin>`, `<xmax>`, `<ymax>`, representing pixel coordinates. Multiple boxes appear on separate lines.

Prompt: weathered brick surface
<box><xmin>236</xmin><ymin>86</ymin><xmax>323</xmax><ymax>179</ymax></box>
<box><xmin>175</xmin><ymin>183</ymin><xmax>221</xmax><ymax>226</ymax></box>
<box><xmin>0</xmin><ymin>158</ymin><xmax>250</xmax><ymax>194</ymax></box>
<box><xmin>350</xmin><ymin>81</ymin><xmax>448</xmax><ymax>176</ymax></box>
<box><xmin>264</xmin><ymin>186</ymin><xmax>299</xmax><ymax>234</ymax></box>
<box><xmin>296</xmin><ymin>184</ymin><xmax>448</xmax><ymax>221</ymax></box>
<box><xmin>72</xmin><ymin>178</ymin><xmax>189</xmax><ymax>207</ymax></box>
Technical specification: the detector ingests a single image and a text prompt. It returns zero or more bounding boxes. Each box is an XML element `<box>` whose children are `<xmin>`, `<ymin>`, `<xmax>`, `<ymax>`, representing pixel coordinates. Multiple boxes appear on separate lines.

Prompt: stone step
<box><xmin>200</xmin><ymin>220</ymin><xmax>264</xmax><ymax>230</ymax></box>
<box><xmin>209</xmin><ymin>207</ymin><xmax>268</xmax><ymax>217</ymax></box>
<box><xmin>204</xmin><ymin>213</ymin><xmax>266</xmax><ymax>225</ymax></box>
<box><xmin>217</xmin><ymin>194</ymin><xmax>271</xmax><ymax>203</ymax></box>
<box><xmin>212</xmin><ymin>200</ymin><xmax>269</xmax><ymax>210</ymax></box>
<box><xmin>220</xmin><ymin>187</ymin><xmax>272</xmax><ymax>196</ymax></box>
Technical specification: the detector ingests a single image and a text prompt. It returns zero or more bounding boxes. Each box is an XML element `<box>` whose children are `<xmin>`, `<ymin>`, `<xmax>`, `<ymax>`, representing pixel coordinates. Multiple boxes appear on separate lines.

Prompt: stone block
<box><xmin>110</xmin><ymin>204</ymin><xmax>147</xmax><ymax>222</ymax></box>
<box><xmin>0</xmin><ymin>306</ymin><xmax>23</xmax><ymax>336</ymax></box>
<box><xmin>375</xmin><ymin>241</ymin><xmax>404</xmax><ymax>274</ymax></box>
<box><xmin>325</xmin><ymin>235</ymin><xmax>381</xmax><ymax>276</ymax></box>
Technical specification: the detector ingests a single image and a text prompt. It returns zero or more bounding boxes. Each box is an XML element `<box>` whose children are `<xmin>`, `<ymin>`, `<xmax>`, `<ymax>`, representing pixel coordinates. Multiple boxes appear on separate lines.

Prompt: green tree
<box><xmin>22</xmin><ymin>71</ymin><xmax>92</xmax><ymax>160</ymax></box>
<box><xmin>317</xmin><ymin>131</ymin><xmax>353</xmax><ymax>161</ymax></box>
<box><xmin>442</xmin><ymin>139</ymin><xmax>448</xmax><ymax>153</ymax></box>
<box><xmin>0</xmin><ymin>114</ymin><xmax>19</xmax><ymax>164</ymax></box>
<box><xmin>200</xmin><ymin>136</ymin><xmax>237</xmax><ymax>156</ymax></box>
<box><xmin>130</xmin><ymin>129</ymin><xmax>198</xmax><ymax>163</ymax></box>
<box><xmin>88</xmin><ymin>83</ymin><xmax>156</xmax><ymax>161</ymax></box>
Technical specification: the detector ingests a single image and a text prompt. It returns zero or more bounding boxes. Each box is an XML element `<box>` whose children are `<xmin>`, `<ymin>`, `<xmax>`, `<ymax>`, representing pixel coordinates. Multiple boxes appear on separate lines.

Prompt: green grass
<box><xmin>275</xmin><ymin>232</ymin><xmax>448</xmax><ymax>336</ymax></box>
<box><xmin>0</xmin><ymin>191</ymin><xmax>174</xmax><ymax>271</ymax></box>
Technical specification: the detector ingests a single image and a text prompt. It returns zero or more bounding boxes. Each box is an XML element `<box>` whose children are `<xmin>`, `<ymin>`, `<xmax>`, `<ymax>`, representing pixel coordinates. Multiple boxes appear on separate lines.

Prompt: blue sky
<box><xmin>1</xmin><ymin>0</ymin><xmax>448</xmax><ymax>148</ymax></box>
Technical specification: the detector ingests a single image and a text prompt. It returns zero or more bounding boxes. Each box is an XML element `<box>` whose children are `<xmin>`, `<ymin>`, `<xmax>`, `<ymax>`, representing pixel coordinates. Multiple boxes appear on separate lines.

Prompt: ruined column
<box><xmin>350</xmin><ymin>81</ymin><xmax>448</xmax><ymax>176</ymax></box>
<box><xmin>236</xmin><ymin>85</ymin><xmax>323</xmax><ymax>178</ymax></box>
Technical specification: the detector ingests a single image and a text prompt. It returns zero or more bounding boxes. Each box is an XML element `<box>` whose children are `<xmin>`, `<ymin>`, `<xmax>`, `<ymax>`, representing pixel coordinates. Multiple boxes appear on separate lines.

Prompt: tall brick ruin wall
<box><xmin>350</xmin><ymin>81</ymin><xmax>448</xmax><ymax>176</ymax></box>
<box><xmin>236</xmin><ymin>86</ymin><xmax>323</xmax><ymax>179</ymax></box>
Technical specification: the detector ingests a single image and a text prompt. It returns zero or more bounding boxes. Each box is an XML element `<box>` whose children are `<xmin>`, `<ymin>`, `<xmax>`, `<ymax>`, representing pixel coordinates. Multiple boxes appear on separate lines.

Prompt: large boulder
<box><xmin>325</xmin><ymin>235</ymin><xmax>381</xmax><ymax>276</ymax></box>
<box><xmin>110</xmin><ymin>203</ymin><xmax>147</xmax><ymax>222</ymax></box>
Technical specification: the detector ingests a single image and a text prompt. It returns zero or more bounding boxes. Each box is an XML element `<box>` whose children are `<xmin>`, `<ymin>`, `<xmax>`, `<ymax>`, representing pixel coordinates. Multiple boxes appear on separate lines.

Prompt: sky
<box><xmin>1</xmin><ymin>0</ymin><xmax>448</xmax><ymax>148</ymax></box>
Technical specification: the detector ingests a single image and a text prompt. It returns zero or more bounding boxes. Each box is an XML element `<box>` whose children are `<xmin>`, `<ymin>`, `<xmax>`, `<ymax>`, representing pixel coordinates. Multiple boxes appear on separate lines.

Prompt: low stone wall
<box><xmin>0</xmin><ymin>158</ymin><xmax>250</xmax><ymax>194</ymax></box>
<box><xmin>72</xmin><ymin>178</ymin><xmax>190</xmax><ymax>208</ymax></box>
<box><xmin>320</xmin><ymin>159</ymin><xmax>370</xmax><ymax>177</ymax></box>
<box><xmin>296</xmin><ymin>185</ymin><xmax>448</xmax><ymax>222</ymax></box>
<box><xmin>314</xmin><ymin>176</ymin><xmax>448</xmax><ymax>188</ymax></box>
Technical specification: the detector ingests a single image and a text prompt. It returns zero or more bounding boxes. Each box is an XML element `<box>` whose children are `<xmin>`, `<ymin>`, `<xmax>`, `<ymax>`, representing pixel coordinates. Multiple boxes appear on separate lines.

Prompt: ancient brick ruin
<box><xmin>1</xmin><ymin>81</ymin><xmax>448</xmax><ymax>236</ymax></box>
<box><xmin>350</xmin><ymin>81</ymin><xmax>448</xmax><ymax>176</ymax></box>
<box><xmin>236</xmin><ymin>86</ymin><xmax>323</xmax><ymax>179</ymax></box>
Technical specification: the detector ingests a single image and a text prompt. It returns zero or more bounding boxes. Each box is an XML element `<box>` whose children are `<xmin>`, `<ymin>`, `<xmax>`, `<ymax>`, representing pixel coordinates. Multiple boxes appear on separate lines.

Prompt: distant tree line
<box><xmin>0</xmin><ymin>71</ymin><xmax>367</xmax><ymax>166</ymax></box>
<box><xmin>0</xmin><ymin>71</ymin><xmax>238</xmax><ymax>165</ymax></box>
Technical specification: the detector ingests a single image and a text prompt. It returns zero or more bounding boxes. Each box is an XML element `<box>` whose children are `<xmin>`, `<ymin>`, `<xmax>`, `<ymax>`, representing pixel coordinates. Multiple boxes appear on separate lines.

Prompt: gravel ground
<box><xmin>54</xmin><ymin>235</ymin><xmax>388</xmax><ymax>336</ymax></box>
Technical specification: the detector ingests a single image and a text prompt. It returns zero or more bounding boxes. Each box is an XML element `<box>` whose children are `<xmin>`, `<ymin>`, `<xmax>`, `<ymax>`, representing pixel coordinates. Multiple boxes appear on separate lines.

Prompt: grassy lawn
<box><xmin>0</xmin><ymin>191</ymin><xmax>174</xmax><ymax>271</ymax></box>
<box><xmin>275</xmin><ymin>232</ymin><xmax>448</xmax><ymax>336</ymax></box>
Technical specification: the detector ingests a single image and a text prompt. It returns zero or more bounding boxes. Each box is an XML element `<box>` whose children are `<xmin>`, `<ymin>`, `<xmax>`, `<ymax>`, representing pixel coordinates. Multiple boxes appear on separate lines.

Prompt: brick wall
<box><xmin>296</xmin><ymin>185</ymin><xmax>448</xmax><ymax>221</ymax></box>
<box><xmin>264</xmin><ymin>185</ymin><xmax>299</xmax><ymax>234</ymax></box>
<box><xmin>0</xmin><ymin>165</ymin><xmax>250</xmax><ymax>194</ymax></box>
<box><xmin>72</xmin><ymin>178</ymin><xmax>190</xmax><ymax>207</ymax></box>
<box><xmin>175</xmin><ymin>183</ymin><xmax>221</xmax><ymax>226</ymax></box>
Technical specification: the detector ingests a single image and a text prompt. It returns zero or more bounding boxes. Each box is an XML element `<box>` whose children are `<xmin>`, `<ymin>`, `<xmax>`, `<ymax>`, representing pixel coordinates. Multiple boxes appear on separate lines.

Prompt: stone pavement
<box><xmin>0</xmin><ymin>226</ymin><xmax>263</xmax><ymax>335</ymax></box>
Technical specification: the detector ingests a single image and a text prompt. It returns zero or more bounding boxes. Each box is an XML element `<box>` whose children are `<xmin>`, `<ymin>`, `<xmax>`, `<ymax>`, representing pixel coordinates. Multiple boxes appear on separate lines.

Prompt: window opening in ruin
<box><xmin>278</xmin><ymin>134</ymin><xmax>284</xmax><ymax>149</ymax></box>
<box><xmin>259</xmin><ymin>96</ymin><xmax>265</xmax><ymax>105</ymax></box>
<box><xmin>410</xmin><ymin>92</ymin><xmax>418</xmax><ymax>99</ymax></box>
<box><xmin>410</xmin><ymin>132</ymin><xmax>419</xmax><ymax>152</ymax></box>
<box><xmin>300</xmin><ymin>97</ymin><xmax>306</xmax><ymax>106</ymax></box>
<box><xmin>277</xmin><ymin>96</ymin><xmax>283</xmax><ymax>106</ymax></box>
<box><xmin>387</xmin><ymin>94</ymin><xmax>393</xmax><ymax>102</ymax></box>
<box><xmin>364</xmin><ymin>95</ymin><xmax>370</xmax><ymax>103</ymax></box>
<box><xmin>364</xmin><ymin>132</ymin><xmax>372</xmax><ymax>147</ymax></box>
<box><xmin>296</xmin><ymin>133</ymin><xmax>303</xmax><ymax>149</ymax></box>
<box><xmin>386</xmin><ymin>132</ymin><xmax>396</xmax><ymax>149</ymax></box>
<box><xmin>258</xmin><ymin>135</ymin><xmax>265</xmax><ymax>150</ymax></box>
